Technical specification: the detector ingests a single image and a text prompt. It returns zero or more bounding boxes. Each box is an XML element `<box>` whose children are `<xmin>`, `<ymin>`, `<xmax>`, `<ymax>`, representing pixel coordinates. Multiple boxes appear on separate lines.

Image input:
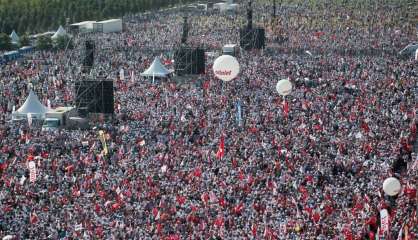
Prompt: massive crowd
<box><xmin>0</xmin><ymin>1</ymin><xmax>417</xmax><ymax>239</ymax></box>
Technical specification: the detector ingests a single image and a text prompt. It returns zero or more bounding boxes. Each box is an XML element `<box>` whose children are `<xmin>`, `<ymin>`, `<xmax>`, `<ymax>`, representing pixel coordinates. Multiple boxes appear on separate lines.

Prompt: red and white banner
<box><xmin>28</xmin><ymin>161</ymin><xmax>37</xmax><ymax>183</ymax></box>
<box><xmin>380</xmin><ymin>209</ymin><xmax>390</xmax><ymax>236</ymax></box>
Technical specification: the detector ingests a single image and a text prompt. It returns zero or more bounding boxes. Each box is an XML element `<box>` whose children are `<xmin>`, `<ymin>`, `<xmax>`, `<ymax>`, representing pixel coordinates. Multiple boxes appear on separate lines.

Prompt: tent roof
<box><xmin>98</xmin><ymin>19</ymin><xmax>122</xmax><ymax>24</ymax></box>
<box><xmin>51</xmin><ymin>26</ymin><xmax>67</xmax><ymax>39</ymax></box>
<box><xmin>70</xmin><ymin>21</ymin><xmax>96</xmax><ymax>26</ymax></box>
<box><xmin>140</xmin><ymin>57</ymin><xmax>171</xmax><ymax>77</ymax></box>
<box><xmin>13</xmin><ymin>90</ymin><xmax>51</xmax><ymax>117</ymax></box>
<box><xmin>10</xmin><ymin>30</ymin><xmax>19</xmax><ymax>43</ymax></box>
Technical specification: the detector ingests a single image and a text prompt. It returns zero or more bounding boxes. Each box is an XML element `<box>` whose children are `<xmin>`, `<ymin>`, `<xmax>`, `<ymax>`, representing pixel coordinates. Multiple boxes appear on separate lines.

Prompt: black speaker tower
<box><xmin>174</xmin><ymin>47</ymin><xmax>205</xmax><ymax>75</ymax></box>
<box><xmin>174</xmin><ymin>13</ymin><xmax>205</xmax><ymax>76</ymax></box>
<box><xmin>75</xmin><ymin>78</ymin><xmax>114</xmax><ymax>116</ymax></box>
<box><xmin>240</xmin><ymin>0</ymin><xmax>266</xmax><ymax>50</ymax></box>
<box><xmin>247</xmin><ymin>0</ymin><xmax>253</xmax><ymax>29</ymax></box>
<box><xmin>181</xmin><ymin>16</ymin><xmax>189</xmax><ymax>44</ymax></box>
<box><xmin>74</xmin><ymin>40</ymin><xmax>115</xmax><ymax>116</ymax></box>
<box><xmin>273</xmin><ymin>0</ymin><xmax>276</xmax><ymax>18</ymax></box>
<box><xmin>83</xmin><ymin>40</ymin><xmax>95</xmax><ymax>68</ymax></box>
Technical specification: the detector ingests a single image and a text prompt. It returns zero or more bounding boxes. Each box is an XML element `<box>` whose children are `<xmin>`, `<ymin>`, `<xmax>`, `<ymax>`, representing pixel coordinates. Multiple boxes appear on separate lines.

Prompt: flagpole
<box><xmin>165</xmin><ymin>83</ymin><xmax>169</xmax><ymax>109</ymax></box>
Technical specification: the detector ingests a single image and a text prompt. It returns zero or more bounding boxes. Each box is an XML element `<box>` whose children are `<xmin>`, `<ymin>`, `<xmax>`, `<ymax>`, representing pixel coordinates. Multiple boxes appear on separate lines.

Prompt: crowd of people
<box><xmin>0</xmin><ymin>1</ymin><xmax>417</xmax><ymax>239</ymax></box>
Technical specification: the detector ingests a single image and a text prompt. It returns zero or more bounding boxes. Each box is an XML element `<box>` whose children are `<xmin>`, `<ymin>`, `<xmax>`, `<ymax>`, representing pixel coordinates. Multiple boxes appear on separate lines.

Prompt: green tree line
<box><xmin>0</xmin><ymin>0</ymin><xmax>195</xmax><ymax>34</ymax></box>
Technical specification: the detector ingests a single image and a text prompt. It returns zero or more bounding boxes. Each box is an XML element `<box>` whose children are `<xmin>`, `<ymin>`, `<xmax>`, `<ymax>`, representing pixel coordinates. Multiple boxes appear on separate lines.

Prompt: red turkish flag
<box><xmin>312</xmin><ymin>212</ymin><xmax>320</xmax><ymax>223</ymax></box>
<box><xmin>214</xmin><ymin>216</ymin><xmax>224</xmax><ymax>227</ymax></box>
<box><xmin>30</xmin><ymin>212</ymin><xmax>38</xmax><ymax>224</ymax></box>
<box><xmin>193</xmin><ymin>167</ymin><xmax>202</xmax><ymax>178</ymax></box>
<box><xmin>176</xmin><ymin>195</ymin><xmax>186</xmax><ymax>206</ymax></box>
<box><xmin>233</xmin><ymin>202</ymin><xmax>244</xmax><ymax>214</ymax></box>
<box><xmin>216</xmin><ymin>134</ymin><xmax>225</xmax><ymax>159</ymax></box>
<box><xmin>283</xmin><ymin>100</ymin><xmax>289</xmax><ymax>116</ymax></box>
<box><xmin>201</xmin><ymin>192</ymin><xmax>209</xmax><ymax>205</ymax></box>
<box><xmin>219</xmin><ymin>197</ymin><xmax>227</xmax><ymax>208</ymax></box>
<box><xmin>252</xmin><ymin>223</ymin><xmax>257</xmax><ymax>237</ymax></box>
<box><xmin>203</xmin><ymin>80</ymin><xmax>210</xmax><ymax>90</ymax></box>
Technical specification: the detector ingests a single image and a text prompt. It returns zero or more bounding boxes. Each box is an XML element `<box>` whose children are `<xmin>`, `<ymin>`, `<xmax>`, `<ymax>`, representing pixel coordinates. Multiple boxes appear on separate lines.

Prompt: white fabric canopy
<box><xmin>51</xmin><ymin>26</ymin><xmax>67</xmax><ymax>39</ymax></box>
<box><xmin>13</xmin><ymin>90</ymin><xmax>52</xmax><ymax>119</ymax></box>
<box><xmin>140</xmin><ymin>57</ymin><xmax>171</xmax><ymax>78</ymax></box>
<box><xmin>10</xmin><ymin>30</ymin><xmax>19</xmax><ymax>44</ymax></box>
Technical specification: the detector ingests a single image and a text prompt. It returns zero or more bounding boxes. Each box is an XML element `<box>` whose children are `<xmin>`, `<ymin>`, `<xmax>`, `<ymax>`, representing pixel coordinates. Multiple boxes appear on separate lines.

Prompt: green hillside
<box><xmin>0</xmin><ymin>0</ymin><xmax>194</xmax><ymax>34</ymax></box>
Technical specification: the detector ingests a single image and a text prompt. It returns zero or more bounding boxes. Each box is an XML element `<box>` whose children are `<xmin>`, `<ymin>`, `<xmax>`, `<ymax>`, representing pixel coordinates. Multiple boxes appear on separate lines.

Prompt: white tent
<box><xmin>13</xmin><ymin>90</ymin><xmax>52</xmax><ymax>119</ymax></box>
<box><xmin>226</xmin><ymin>4</ymin><xmax>239</xmax><ymax>12</ymax></box>
<box><xmin>51</xmin><ymin>26</ymin><xmax>67</xmax><ymax>40</ymax></box>
<box><xmin>140</xmin><ymin>57</ymin><xmax>171</xmax><ymax>78</ymax></box>
<box><xmin>214</xmin><ymin>3</ymin><xmax>227</xmax><ymax>11</ymax></box>
<box><xmin>10</xmin><ymin>30</ymin><xmax>20</xmax><ymax>44</ymax></box>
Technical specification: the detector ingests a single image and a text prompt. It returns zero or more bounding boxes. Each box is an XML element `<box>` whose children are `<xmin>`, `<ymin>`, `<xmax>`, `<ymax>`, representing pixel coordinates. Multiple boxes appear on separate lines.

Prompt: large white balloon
<box><xmin>383</xmin><ymin>177</ymin><xmax>401</xmax><ymax>196</ymax></box>
<box><xmin>276</xmin><ymin>79</ymin><xmax>293</xmax><ymax>96</ymax></box>
<box><xmin>213</xmin><ymin>55</ymin><xmax>240</xmax><ymax>82</ymax></box>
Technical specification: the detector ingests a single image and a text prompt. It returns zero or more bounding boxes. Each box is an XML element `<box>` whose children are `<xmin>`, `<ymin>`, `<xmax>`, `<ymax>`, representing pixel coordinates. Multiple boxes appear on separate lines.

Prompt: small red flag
<box><xmin>30</xmin><ymin>212</ymin><xmax>38</xmax><ymax>224</ymax></box>
<box><xmin>216</xmin><ymin>134</ymin><xmax>225</xmax><ymax>159</ymax></box>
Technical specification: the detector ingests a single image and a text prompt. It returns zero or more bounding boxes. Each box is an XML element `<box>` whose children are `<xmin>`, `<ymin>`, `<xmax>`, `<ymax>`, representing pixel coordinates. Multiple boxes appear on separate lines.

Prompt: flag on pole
<box><xmin>120</xmin><ymin>69</ymin><xmax>125</xmax><ymax>80</ymax></box>
<box><xmin>283</xmin><ymin>100</ymin><xmax>289</xmax><ymax>117</ymax></box>
<box><xmin>236</xmin><ymin>100</ymin><xmax>242</xmax><ymax>127</ymax></box>
<box><xmin>216</xmin><ymin>134</ymin><xmax>225</xmax><ymax>159</ymax></box>
<box><xmin>130</xmin><ymin>70</ymin><xmax>135</xmax><ymax>83</ymax></box>
<box><xmin>27</xmin><ymin>113</ymin><xmax>32</xmax><ymax>127</ymax></box>
<box><xmin>380</xmin><ymin>208</ymin><xmax>390</xmax><ymax>236</ymax></box>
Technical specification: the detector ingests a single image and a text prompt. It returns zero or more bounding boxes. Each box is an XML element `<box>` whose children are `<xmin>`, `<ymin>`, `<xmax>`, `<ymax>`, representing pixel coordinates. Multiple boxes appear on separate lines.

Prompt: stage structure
<box><xmin>239</xmin><ymin>0</ymin><xmax>266</xmax><ymax>50</ymax></box>
<box><xmin>74</xmin><ymin>77</ymin><xmax>114</xmax><ymax>116</ymax></box>
<box><xmin>174</xmin><ymin>15</ymin><xmax>206</xmax><ymax>75</ymax></box>
<box><xmin>74</xmin><ymin>40</ymin><xmax>115</xmax><ymax>116</ymax></box>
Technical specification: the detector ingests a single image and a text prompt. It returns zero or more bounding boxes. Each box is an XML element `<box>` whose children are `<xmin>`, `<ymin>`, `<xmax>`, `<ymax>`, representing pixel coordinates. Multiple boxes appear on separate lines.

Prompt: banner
<box><xmin>98</xmin><ymin>131</ymin><xmax>108</xmax><ymax>156</ymax></box>
<box><xmin>28</xmin><ymin>161</ymin><xmax>37</xmax><ymax>183</ymax></box>
<box><xmin>380</xmin><ymin>209</ymin><xmax>390</xmax><ymax>236</ymax></box>
<box><xmin>235</xmin><ymin>100</ymin><xmax>242</xmax><ymax>127</ymax></box>
<box><xmin>75</xmin><ymin>223</ymin><xmax>83</xmax><ymax>232</ymax></box>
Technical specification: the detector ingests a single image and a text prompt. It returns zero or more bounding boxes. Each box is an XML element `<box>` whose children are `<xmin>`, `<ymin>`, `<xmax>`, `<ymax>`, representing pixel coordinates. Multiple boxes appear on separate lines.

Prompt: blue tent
<box><xmin>19</xmin><ymin>46</ymin><xmax>34</xmax><ymax>54</ymax></box>
<box><xmin>3</xmin><ymin>51</ymin><xmax>21</xmax><ymax>62</ymax></box>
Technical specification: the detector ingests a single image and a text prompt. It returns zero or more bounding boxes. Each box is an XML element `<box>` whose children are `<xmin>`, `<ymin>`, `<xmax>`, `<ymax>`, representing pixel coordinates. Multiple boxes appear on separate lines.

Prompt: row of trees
<box><xmin>0</xmin><ymin>0</ymin><xmax>195</xmax><ymax>34</ymax></box>
<box><xmin>0</xmin><ymin>33</ymin><xmax>73</xmax><ymax>51</ymax></box>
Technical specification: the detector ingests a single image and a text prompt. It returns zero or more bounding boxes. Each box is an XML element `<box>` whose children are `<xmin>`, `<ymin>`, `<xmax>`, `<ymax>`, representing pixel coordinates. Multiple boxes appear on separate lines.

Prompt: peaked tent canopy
<box><xmin>399</xmin><ymin>42</ymin><xmax>418</xmax><ymax>56</ymax></box>
<box><xmin>13</xmin><ymin>90</ymin><xmax>52</xmax><ymax>119</ymax></box>
<box><xmin>51</xmin><ymin>26</ymin><xmax>67</xmax><ymax>40</ymax></box>
<box><xmin>140</xmin><ymin>57</ymin><xmax>171</xmax><ymax>78</ymax></box>
<box><xmin>10</xmin><ymin>30</ymin><xmax>20</xmax><ymax>44</ymax></box>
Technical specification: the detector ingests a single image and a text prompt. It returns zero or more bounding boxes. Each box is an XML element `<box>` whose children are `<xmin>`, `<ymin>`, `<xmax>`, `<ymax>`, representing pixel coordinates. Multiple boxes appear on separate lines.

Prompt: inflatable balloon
<box><xmin>213</xmin><ymin>55</ymin><xmax>240</xmax><ymax>82</ymax></box>
<box><xmin>276</xmin><ymin>79</ymin><xmax>293</xmax><ymax>96</ymax></box>
<box><xmin>383</xmin><ymin>177</ymin><xmax>401</xmax><ymax>196</ymax></box>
